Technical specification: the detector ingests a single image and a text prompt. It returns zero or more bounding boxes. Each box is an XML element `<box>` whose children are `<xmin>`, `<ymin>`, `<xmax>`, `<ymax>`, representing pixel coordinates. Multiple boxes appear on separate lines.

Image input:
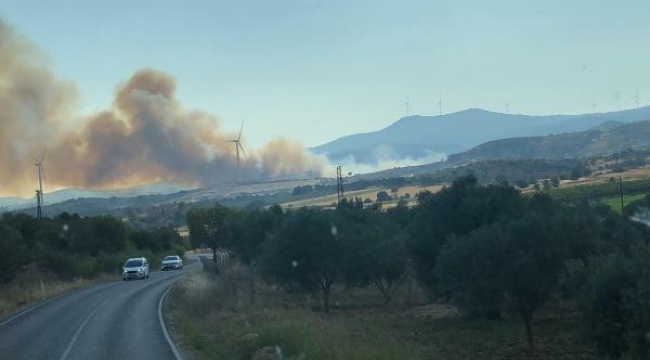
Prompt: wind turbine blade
<box><xmin>238</xmin><ymin>121</ymin><xmax>244</xmax><ymax>142</ymax></box>
<box><xmin>238</xmin><ymin>143</ymin><xmax>248</xmax><ymax>161</ymax></box>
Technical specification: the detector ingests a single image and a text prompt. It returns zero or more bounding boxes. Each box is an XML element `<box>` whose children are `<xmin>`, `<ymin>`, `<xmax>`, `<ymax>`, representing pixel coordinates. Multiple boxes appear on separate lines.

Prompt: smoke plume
<box><xmin>0</xmin><ymin>20</ymin><xmax>324</xmax><ymax>197</ymax></box>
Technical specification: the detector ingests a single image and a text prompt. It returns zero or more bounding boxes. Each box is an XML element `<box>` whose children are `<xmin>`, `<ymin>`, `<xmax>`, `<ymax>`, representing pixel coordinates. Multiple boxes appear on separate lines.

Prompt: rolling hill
<box><xmin>311</xmin><ymin>106</ymin><xmax>650</xmax><ymax>165</ymax></box>
<box><xmin>447</xmin><ymin>119</ymin><xmax>650</xmax><ymax>164</ymax></box>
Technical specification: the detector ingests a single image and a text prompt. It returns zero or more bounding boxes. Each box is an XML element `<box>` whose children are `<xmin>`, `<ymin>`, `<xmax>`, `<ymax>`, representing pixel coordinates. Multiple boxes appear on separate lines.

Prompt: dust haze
<box><xmin>0</xmin><ymin>20</ymin><xmax>324</xmax><ymax>197</ymax></box>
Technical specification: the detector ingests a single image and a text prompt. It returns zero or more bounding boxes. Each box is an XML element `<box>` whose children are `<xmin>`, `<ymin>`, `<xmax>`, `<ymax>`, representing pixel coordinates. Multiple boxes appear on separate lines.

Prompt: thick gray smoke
<box><xmin>0</xmin><ymin>20</ymin><xmax>323</xmax><ymax>196</ymax></box>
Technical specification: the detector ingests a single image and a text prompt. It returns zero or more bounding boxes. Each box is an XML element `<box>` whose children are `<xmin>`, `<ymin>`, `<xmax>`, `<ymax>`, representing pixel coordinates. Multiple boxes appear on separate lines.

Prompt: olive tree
<box><xmin>259</xmin><ymin>208</ymin><xmax>344</xmax><ymax>312</ymax></box>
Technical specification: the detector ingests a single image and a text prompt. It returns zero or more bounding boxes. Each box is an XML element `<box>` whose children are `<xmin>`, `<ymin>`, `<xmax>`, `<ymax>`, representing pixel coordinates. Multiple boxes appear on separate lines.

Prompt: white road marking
<box><xmin>58</xmin><ymin>299</ymin><xmax>109</xmax><ymax>360</ymax></box>
<box><xmin>158</xmin><ymin>285</ymin><xmax>184</xmax><ymax>360</ymax></box>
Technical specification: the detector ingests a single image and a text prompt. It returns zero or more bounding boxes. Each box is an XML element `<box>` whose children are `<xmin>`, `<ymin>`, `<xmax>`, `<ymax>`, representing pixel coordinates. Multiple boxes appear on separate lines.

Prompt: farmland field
<box><xmin>598</xmin><ymin>193</ymin><xmax>647</xmax><ymax>213</ymax></box>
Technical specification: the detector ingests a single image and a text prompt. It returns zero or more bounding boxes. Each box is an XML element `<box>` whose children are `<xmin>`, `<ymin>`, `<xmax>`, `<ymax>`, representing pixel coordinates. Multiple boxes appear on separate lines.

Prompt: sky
<box><xmin>0</xmin><ymin>0</ymin><xmax>649</xmax><ymax>149</ymax></box>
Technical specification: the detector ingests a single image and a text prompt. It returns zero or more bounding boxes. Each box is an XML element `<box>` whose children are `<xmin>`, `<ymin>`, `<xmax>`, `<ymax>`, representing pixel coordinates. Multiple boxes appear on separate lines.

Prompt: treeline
<box><xmin>417</xmin><ymin>158</ymin><xmax>590</xmax><ymax>186</ymax></box>
<box><xmin>188</xmin><ymin>176</ymin><xmax>650</xmax><ymax>357</ymax></box>
<box><xmin>0</xmin><ymin>212</ymin><xmax>189</xmax><ymax>283</ymax></box>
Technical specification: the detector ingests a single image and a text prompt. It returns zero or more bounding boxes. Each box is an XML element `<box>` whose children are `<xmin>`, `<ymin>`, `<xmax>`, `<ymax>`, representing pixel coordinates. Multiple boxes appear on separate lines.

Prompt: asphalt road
<box><xmin>0</xmin><ymin>263</ymin><xmax>194</xmax><ymax>360</ymax></box>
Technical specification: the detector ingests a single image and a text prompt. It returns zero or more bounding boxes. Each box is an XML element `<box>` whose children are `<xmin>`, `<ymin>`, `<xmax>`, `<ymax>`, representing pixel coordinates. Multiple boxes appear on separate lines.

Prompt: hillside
<box><xmin>448</xmin><ymin>119</ymin><xmax>650</xmax><ymax>164</ymax></box>
<box><xmin>311</xmin><ymin>107</ymin><xmax>650</xmax><ymax>165</ymax></box>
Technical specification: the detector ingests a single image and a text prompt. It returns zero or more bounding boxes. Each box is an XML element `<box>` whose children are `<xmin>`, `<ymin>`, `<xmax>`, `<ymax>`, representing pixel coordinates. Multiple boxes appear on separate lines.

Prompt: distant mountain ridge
<box><xmin>311</xmin><ymin>107</ymin><xmax>650</xmax><ymax>165</ymax></box>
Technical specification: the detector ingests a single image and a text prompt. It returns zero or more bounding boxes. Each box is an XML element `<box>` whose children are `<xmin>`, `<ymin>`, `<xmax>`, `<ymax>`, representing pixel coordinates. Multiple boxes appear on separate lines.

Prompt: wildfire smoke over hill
<box><xmin>0</xmin><ymin>20</ymin><xmax>323</xmax><ymax>197</ymax></box>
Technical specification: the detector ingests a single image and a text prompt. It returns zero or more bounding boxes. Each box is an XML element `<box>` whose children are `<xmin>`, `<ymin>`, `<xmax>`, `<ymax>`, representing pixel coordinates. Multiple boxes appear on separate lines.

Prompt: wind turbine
<box><xmin>592</xmin><ymin>102</ymin><xmax>598</xmax><ymax>113</ymax></box>
<box><xmin>32</xmin><ymin>152</ymin><xmax>45</xmax><ymax>219</ymax></box>
<box><xmin>437</xmin><ymin>93</ymin><xmax>442</xmax><ymax>115</ymax></box>
<box><xmin>403</xmin><ymin>98</ymin><xmax>411</xmax><ymax>116</ymax></box>
<box><xmin>505</xmin><ymin>102</ymin><xmax>511</xmax><ymax>114</ymax></box>
<box><xmin>227</xmin><ymin>122</ymin><xmax>248</xmax><ymax>184</ymax></box>
<box><xmin>634</xmin><ymin>91</ymin><xmax>640</xmax><ymax>109</ymax></box>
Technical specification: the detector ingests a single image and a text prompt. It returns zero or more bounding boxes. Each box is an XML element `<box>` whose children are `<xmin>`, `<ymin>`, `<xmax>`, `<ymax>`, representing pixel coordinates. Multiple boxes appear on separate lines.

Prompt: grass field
<box><xmin>167</xmin><ymin>268</ymin><xmax>597</xmax><ymax>360</ymax></box>
<box><xmin>598</xmin><ymin>193</ymin><xmax>647</xmax><ymax>213</ymax></box>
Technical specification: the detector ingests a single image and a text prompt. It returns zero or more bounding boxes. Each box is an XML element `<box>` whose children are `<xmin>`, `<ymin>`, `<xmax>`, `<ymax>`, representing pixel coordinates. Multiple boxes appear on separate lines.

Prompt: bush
<box><xmin>0</xmin><ymin>223</ymin><xmax>29</xmax><ymax>283</ymax></box>
<box><xmin>571</xmin><ymin>244</ymin><xmax>650</xmax><ymax>358</ymax></box>
<box><xmin>376</xmin><ymin>191</ymin><xmax>390</xmax><ymax>202</ymax></box>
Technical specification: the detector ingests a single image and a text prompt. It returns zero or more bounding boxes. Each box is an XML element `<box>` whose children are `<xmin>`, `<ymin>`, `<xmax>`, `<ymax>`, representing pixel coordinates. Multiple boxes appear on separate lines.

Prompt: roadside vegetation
<box><xmin>170</xmin><ymin>175</ymin><xmax>650</xmax><ymax>359</ymax></box>
<box><xmin>0</xmin><ymin>212</ymin><xmax>190</xmax><ymax>315</ymax></box>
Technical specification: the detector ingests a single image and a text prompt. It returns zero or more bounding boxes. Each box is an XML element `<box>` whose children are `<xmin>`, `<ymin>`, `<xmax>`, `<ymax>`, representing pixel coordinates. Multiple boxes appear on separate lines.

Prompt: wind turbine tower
<box><xmin>505</xmin><ymin>102</ymin><xmax>510</xmax><ymax>114</ymax></box>
<box><xmin>437</xmin><ymin>94</ymin><xmax>442</xmax><ymax>115</ymax></box>
<box><xmin>227</xmin><ymin>122</ymin><xmax>248</xmax><ymax>184</ymax></box>
<box><xmin>33</xmin><ymin>154</ymin><xmax>45</xmax><ymax>219</ymax></box>
<box><xmin>634</xmin><ymin>91</ymin><xmax>640</xmax><ymax>109</ymax></box>
<box><xmin>403</xmin><ymin>98</ymin><xmax>411</xmax><ymax>116</ymax></box>
<box><xmin>592</xmin><ymin>102</ymin><xmax>598</xmax><ymax>113</ymax></box>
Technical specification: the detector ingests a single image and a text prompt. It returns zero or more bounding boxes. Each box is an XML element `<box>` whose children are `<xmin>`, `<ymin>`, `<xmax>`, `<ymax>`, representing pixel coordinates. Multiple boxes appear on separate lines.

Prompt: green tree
<box><xmin>366</xmin><ymin>232</ymin><xmax>410</xmax><ymax>305</ymax></box>
<box><xmin>232</xmin><ymin>205</ymin><xmax>284</xmax><ymax>264</ymax></box>
<box><xmin>551</xmin><ymin>176</ymin><xmax>560</xmax><ymax>188</ymax></box>
<box><xmin>88</xmin><ymin>216</ymin><xmax>128</xmax><ymax>255</ymax></box>
<box><xmin>332</xmin><ymin>203</ymin><xmax>408</xmax><ymax>305</ymax></box>
<box><xmin>435</xmin><ymin>194</ymin><xmax>579</xmax><ymax>348</ymax></box>
<box><xmin>0</xmin><ymin>223</ymin><xmax>30</xmax><ymax>283</ymax></box>
<box><xmin>436</xmin><ymin>225</ymin><xmax>507</xmax><ymax>318</ymax></box>
<box><xmin>501</xmin><ymin>211</ymin><xmax>568</xmax><ymax>348</ymax></box>
<box><xmin>567</xmin><ymin>242</ymin><xmax>650</xmax><ymax>358</ymax></box>
<box><xmin>187</xmin><ymin>205</ymin><xmax>241</xmax><ymax>262</ymax></box>
<box><xmin>408</xmin><ymin>175</ymin><xmax>522</xmax><ymax>296</ymax></box>
<box><xmin>259</xmin><ymin>208</ymin><xmax>342</xmax><ymax>312</ymax></box>
<box><xmin>376</xmin><ymin>191</ymin><xmax>390</xmax><ymax>202</ymax></box>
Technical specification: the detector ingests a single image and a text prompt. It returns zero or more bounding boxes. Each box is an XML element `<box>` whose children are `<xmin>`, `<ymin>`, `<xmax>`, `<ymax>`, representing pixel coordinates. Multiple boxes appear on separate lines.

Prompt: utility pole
<box><xmin>36</xmin><ymin>189</ymin><xmax>42</xmax><ymax>219</ymax></box>
<box><xmin>34</xmin><ymin>154</ymin><xmax>44</xmax><ymax>218</ymax></box>
<box><xmin>336</xmin><ymin>165</ymin><xmax>344</xmax><ymax>205</ymax></box>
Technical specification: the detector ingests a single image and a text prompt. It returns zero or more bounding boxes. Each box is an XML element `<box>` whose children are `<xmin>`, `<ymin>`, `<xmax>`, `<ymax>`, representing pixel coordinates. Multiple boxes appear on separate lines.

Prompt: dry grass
<box><xmin>167</xmin><ymin>271</ymin><xmax>430</xmax><ymax>360</ymax></box>
<box><xmin>279</xmin><ymin>184</ymin><xmax>444</xmax><ymax>209</ymax></box>
<box><xmin>0</xmin><ymin>268</ymin><xmax>113</xmax><ymax>316</ymax></box>
<box><xmin>167</xmin><ymin>264</ymin><xmax>596</xmax><ymax>360</ymax></box>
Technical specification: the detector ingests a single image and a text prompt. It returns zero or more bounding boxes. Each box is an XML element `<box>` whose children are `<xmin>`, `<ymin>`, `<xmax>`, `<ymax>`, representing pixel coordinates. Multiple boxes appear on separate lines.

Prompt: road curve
<box><xmin>0</xmin><ymin>264</ymin><xmax>194</xmax><ymax>360</ymax></box>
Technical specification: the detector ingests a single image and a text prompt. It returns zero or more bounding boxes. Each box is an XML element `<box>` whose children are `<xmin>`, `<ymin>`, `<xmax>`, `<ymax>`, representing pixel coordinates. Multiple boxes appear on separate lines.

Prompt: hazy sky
<box><xmin>1</xmin><ymin>0</ymin><xmax>649</xmax><ymax>148</ymax></box>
